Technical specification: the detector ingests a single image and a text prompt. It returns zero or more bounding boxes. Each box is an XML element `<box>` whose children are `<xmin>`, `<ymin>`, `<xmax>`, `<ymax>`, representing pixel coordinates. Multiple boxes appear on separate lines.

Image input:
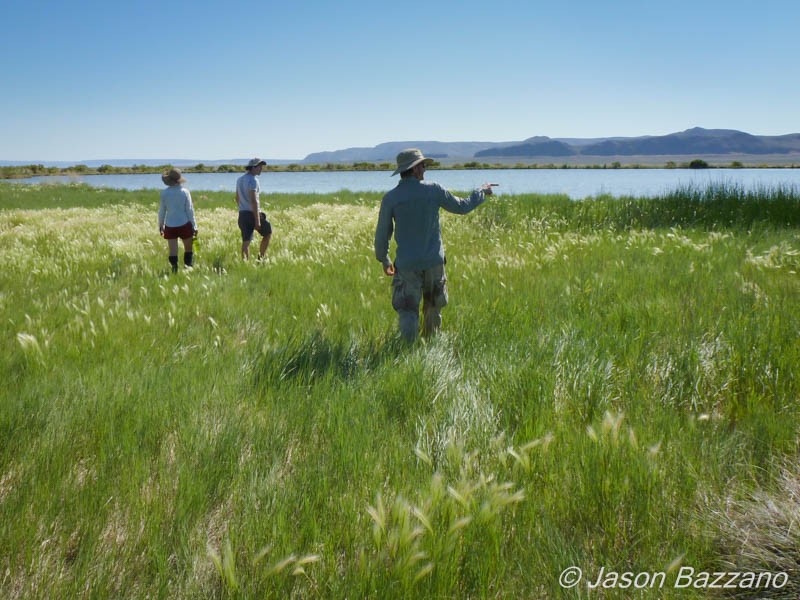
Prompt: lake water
<box><xmin>7</xmin><ymin>168</ymin><xmax>800</xmax><ymax>199</ymax></box>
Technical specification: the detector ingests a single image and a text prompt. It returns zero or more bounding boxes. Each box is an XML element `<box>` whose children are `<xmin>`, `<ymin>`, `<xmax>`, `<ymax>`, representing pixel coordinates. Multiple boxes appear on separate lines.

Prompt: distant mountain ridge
<box><xmin>6</xmin><ymin>128</ymin><xmax>800</xmax><ymax>168</ymax></box>
<box><xmin>303</xmin><ymin>128</ymin><xmax>800</xmax><ymax>163</ymax></box>
<box><xmin>303</xmin><ymin>141</ymin><xmax>506</xmax><ymax>164</ymax></box>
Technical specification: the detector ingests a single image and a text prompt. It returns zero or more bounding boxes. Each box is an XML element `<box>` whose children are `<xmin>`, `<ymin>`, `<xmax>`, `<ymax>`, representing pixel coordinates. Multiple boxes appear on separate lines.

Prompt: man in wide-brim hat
<box><xmin>390</xmin><ymin>148</ymin><xmax>435</xmax><ymax>176</ymax></box>
<box><xmin>374</xmin><ymin>148</ymin><xmax>495</xmax><ymax>342</ymax></box>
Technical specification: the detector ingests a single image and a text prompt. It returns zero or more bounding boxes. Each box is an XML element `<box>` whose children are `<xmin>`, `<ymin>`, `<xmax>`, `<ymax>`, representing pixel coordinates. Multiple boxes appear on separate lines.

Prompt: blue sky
<box><xmin>2</xmin><ymin>0</ymin><xmax>798</xmax><ymax>162</ymax></box>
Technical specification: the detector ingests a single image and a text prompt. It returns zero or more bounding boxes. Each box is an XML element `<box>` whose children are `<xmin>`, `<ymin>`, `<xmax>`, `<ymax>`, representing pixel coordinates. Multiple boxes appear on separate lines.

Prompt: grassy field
<box><xmin>1</xmin><ymin>183</ymin><xmax>799</xmax><ymax>598</ymax></box>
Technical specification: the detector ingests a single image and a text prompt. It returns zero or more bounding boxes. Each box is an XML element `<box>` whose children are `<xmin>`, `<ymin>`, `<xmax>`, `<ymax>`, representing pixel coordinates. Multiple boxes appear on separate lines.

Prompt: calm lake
<box><xmin>8</xmin><ymin>168</ymin><xmax>800</xmax><ymax>199</ymax></box>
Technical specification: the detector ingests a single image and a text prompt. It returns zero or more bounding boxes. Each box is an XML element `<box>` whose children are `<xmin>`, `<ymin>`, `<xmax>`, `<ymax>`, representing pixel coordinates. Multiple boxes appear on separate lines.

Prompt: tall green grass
<box><xmin>1</xmin><ymin>182</ymin><xmax>799</xmax><ymax>598</ymax></box>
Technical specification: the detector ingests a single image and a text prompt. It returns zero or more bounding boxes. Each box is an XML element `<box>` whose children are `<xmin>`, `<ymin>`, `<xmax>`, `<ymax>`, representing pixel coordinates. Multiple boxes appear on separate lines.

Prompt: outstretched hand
<box><xmin>482</xmin><ymin>183</ymin><xmax>499</xmax><ymax>196</ymax></box>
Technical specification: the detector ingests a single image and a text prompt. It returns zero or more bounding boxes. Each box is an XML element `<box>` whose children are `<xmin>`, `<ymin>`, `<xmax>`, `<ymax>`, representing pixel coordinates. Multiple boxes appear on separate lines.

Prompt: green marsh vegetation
<box><xmin>1</xmin><ymin>183</ymin><xmax>799</xmax><ymax>598</ymax></box>
<box><xmin>3</xmin><ymin>159</ymin><xmax>799</xmax><ymax>180</ymax></box>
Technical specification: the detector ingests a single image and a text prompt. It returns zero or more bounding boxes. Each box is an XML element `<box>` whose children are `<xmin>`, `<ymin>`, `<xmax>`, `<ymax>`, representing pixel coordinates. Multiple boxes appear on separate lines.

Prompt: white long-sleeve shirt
<box><xmin>159</xmin><ymin>185</ymin><xmax>197</xmax><ymax>229</ymax></box>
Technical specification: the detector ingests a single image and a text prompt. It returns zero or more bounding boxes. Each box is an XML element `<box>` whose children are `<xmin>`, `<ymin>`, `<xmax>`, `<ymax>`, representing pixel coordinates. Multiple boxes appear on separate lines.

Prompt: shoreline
<box><xmin>3</xmin><ymin>156</ymin><xmax>800</xmax><ymax>180</ymax></box>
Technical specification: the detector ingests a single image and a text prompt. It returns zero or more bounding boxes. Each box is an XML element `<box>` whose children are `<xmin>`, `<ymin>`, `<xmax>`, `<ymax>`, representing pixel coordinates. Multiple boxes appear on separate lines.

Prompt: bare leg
<box><xmin>259</xmin><ymin>234</ymin><xmax>271</xmax><ymax>259</ymax></box>
<box><xmin>167</xmin><ymin>238</ymin><xmax>179</xmax><ymax>272</ymax></box>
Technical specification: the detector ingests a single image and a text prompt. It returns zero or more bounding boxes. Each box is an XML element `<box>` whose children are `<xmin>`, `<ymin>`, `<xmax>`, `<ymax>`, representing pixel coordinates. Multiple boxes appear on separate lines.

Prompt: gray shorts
<box><xmin>391</xmin><ymin>264</ymin><xmax>448</xmax><ymax>314</ymax></box>
<box><xmin>238</xmin><ymin>211</ymin><xmax>272</xmax><ymax>241</ymax></box>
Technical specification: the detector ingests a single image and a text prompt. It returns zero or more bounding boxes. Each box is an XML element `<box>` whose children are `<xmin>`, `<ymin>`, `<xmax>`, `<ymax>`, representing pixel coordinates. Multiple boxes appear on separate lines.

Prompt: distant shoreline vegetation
<box><xmin>3</xmin><ymin>159</ymin><xmax>800</xmax><ymax>179</ymax></box>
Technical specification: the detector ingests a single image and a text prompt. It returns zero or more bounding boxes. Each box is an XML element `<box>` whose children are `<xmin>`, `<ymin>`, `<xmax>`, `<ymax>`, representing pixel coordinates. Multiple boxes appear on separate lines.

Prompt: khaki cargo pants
<box><xmin>391</xmin><ymin>264</ymin><xmax>448</xmax><ymax>342</ymax></box>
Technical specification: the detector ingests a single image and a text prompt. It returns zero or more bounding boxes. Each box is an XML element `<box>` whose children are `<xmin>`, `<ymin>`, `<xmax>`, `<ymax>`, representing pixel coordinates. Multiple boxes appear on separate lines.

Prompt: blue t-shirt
<box><xmin>236</xmin><ymin>172</ymin><xmax>260</xmax><ymax>212</ymax></box>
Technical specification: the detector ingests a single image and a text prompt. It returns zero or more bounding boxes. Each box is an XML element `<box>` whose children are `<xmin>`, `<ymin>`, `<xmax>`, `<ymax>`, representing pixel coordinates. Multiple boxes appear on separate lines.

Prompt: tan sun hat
<box><xmin>391</xmin><ymin>148</ymin><xmax>434</xmax><ymax>176</ymax></box>
<box><xmin>161</xmin><ymin>168</ymin><xmax>186</xmax><ymax>186</ymax></box>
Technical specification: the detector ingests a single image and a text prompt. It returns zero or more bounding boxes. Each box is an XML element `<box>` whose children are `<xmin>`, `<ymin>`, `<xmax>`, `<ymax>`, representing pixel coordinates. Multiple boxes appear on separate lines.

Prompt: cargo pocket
<box><xmin>392</xmin><ymin>274</ymin><xmax>420</xmax><ymax>312</ymax></box>
<box><xmin>431</xmin><ymin>277</ymin><xmax>449</xmax><ymax>309</ymax></box>
<box><xmin>424</xmin><ymin>265</ymin><xmax>448</xmax><ymax>310</ymax></box>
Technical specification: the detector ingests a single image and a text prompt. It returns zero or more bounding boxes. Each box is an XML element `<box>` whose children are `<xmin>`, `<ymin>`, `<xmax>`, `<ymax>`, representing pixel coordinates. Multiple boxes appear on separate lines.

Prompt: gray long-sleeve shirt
<box><xmin>374</xmin><ymin>178</ymin><xmax>486</xmax><ymax>271</ymax></box>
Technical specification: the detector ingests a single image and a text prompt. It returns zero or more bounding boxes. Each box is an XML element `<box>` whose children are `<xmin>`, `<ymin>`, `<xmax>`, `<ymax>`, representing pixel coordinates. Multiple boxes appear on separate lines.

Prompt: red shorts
<box><xmin>163</xmin><ymin>222</ymin><xmax>194</xmax><ymax>240</ymax></box>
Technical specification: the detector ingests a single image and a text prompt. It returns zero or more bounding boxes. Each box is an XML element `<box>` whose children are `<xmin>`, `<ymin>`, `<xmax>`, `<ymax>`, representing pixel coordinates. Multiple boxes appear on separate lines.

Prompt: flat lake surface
<box><xmin>7</xmin><ymin>168</ymin><xmax>800</xmax><ymax>199</ymax></box>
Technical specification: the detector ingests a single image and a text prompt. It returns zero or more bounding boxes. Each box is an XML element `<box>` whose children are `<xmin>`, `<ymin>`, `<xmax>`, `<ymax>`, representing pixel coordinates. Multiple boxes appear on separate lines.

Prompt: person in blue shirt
<box><xmin>374</xmin><ymin>149</ymin><xmax>494</xmax><ymax>342</ymax></box>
